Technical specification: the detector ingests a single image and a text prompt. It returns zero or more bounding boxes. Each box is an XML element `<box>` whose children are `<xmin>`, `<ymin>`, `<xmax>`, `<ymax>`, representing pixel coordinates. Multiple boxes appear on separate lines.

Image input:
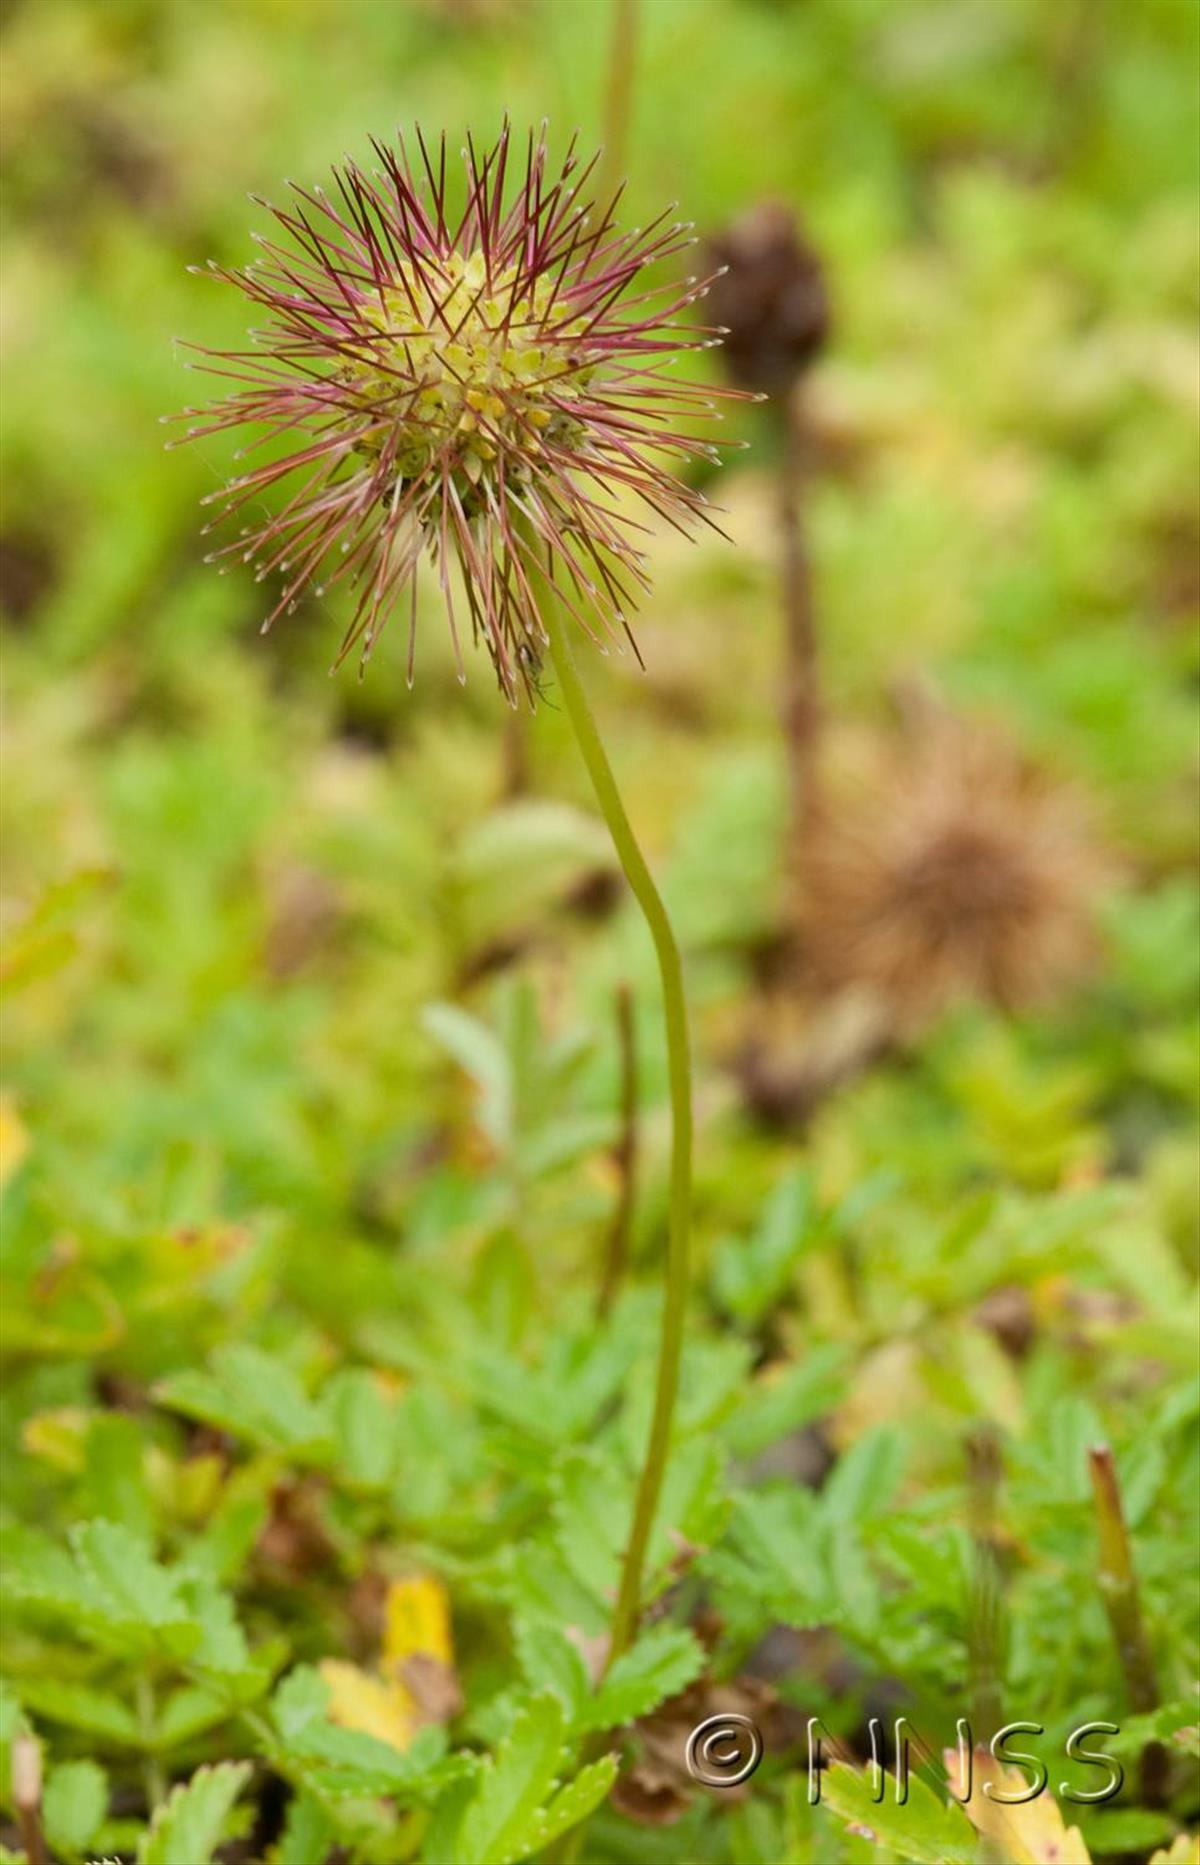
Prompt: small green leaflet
<box><xmin>578</xmin><ymin>1624</ymin><xmax>705</xmax><ymax>1734</ymax></box>
<box><xmin>43</xmin><ymin>1760</ymin><xmax>108</xmax><ymax>1854</ymax></box>
<box><xmin>136</xmin><ymin>1761</ymin><xmax>251</xmax><ymax>1865</ymax></box>
<box><xmin>16</xmin><ymin>1679</ymin><xmax>141</xmax><ymax>1746</ymax></box>
<box><xmin>514</xmin><ymin>1620</ymin><xmax>705</xmax><ymax>1735</ymax></box>
<box><xmin>820</xmin><ymin>1760</ymin><xmax>977</xmax><ymax>1865</ymax></box>
<box><xmin>711</xmin><ymin>1168</ymin><xmax>819</xmax><ymax>1325</ymax></box>
<box><xmin>272</xmin><ymin>1790</ymin><xmax>336</xmax><ymax>1865</ymax></box>
<box><xmin>155</xmin><ymin>1345</ymin><xmax>334</xmax><ymax>1461</ymax></box>
<box><xmin>441</xmin><ymin>1695</ymin><xmax>616</xmax><ymax>1865</ymax></box>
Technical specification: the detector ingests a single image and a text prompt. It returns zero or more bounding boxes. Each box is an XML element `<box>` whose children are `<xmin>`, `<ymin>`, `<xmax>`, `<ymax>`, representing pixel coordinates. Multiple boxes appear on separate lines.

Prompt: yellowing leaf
<box><xmin>1150</xmin><ymin>1839</ymin><xmax>1200</xmax><ymax>1865</ymax></box>
<box><xmin>383</xmin><ymin>1574</ymin><xmax>454</xmax><ymax>1673</ymax></box>
<box><xmin>948</xmin><ymin>1748</ymin><xmax>1093</xmax><ymax>1864</ymax></box>
<box><xmin>0</xmin><ymin>1095</ymin><xmax>30</xmax><ymax>1189</ymax></box>
<box><xmin>21</xmin><ymin>1408</ymin><xmax>89</xmax><ymax>1473</ymax></box>
<box><xmin>318</xmin><ymin>1660</ymin><xmax>415</xmax><ymax>1753</ymax></box>
<box><xmin>317</xmin><ymin>1575</ymin><xmax>459</xmax><ymax>1757</ymax></box>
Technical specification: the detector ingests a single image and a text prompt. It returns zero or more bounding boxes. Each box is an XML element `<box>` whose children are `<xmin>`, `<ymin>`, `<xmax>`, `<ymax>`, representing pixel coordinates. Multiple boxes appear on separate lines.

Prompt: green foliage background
<box><xmin>1</xmin><ymin>0</ymin><xmax>1197</xmax><ymax>1861</ymax></box>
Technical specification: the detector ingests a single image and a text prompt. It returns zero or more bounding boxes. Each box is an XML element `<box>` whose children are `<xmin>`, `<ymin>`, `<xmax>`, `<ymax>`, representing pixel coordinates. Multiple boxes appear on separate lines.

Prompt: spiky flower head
<box><xmin>803</xmin><ymin>708</ymin><xmax>1110</xmax><ymax>1030</ymax></box>
<box><xmin>173</xmin><ymin>124</ymin><xmax>736</xmax><ymax>701</ymax></box>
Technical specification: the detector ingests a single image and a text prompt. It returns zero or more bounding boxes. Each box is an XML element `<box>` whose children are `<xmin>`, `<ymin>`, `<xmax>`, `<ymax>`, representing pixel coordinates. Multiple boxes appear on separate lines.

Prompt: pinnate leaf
<box><xmin>136</xmin><ymin>1760</ymin><xmax>251</xmax><ymax>1865</ymax></box>
<box><xmin>821</xmin><ymin>1759</ymin><xmax>977</xmax><ymax>1865</ymax></box>
<box><xmin>579</xmin><ymin>1624</ymin><xmax>705</xmax><ymax>1733</ymax></box>
<box><xmin>455</xmin><ymin>1695</ymin><xmax>566</xmax><ymax>1864</ymax></box>
<box><xmin>505</xmin><ymin>1754</ymin><xmax>618</xmax><ymax>1861</ymax></box>
<box><xmin>513</xmin><ymin>1622</ymin><xmax>589</xmax><ymax>1721</ymax></box>
<box><xmin>16</xmin><ymin>1679</ymin><xmax>140</xmax><ymax>1746</ymax></box>
<box><xmin>271</xmin><ymin>1790</ymin><xmax>335</xmax><ymax>1865</ymax></box>
<box><xmin>156</xmin><ymin>1346</ymin><xmax>333</xmax><ymax>1460</ymax></box>
<box><xmin>43</xmin><ymin>1759</ymin><xmax>108</xmax><ymax>1853</ymax></box>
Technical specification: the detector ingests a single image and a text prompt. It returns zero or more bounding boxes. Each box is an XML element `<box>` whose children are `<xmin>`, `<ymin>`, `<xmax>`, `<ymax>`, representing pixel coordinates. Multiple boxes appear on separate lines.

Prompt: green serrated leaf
<box><xmin>552</xmin><ymin>1450</ymin><xmax>626</xmax><ymax>1607</ymax></box>
<box><xmin>456</xmin><ymin>1696</ymin><xmax>565</xmax><ymax>1865</ymax></box>
<box><xmin>136</xmin><ymin>1761</ymin><xmax>251</xmax><ymax>1865</ymax></box>
<box><xmin>154</xmin><ymin>1686</ymin><xmax>230</xmax><ymax>1750</ymax></box>
<box><xmin>712</xmin><ymin>1168</ymin><xmax>818</xmax><ymax>1325</ymax></box>
<box><xmin>44</xmin><ymin>1760</ymin><xmax>108</xmax><ymax>1854</ymax></box>
<box><xmin>723</xmin><ymin>1346</ymin><xmax>848</xmax><ymax>1459</ymax></box>
<box><xmin>513</xmin><ymin>1622</ymin><xmax>589</xmax><ymax>1722</ymax></box>
<box><xmin>0</xmin><ymin>1525</ymin><xmax>102</xmax><ymax>1620</ymax></box>
<box><xmin>421</xmin><ymin>1773</ymin><xmax>479</xmax><ymax>1865</ymax></box>
<box><xmin>271</xmin><ymin>1790</ymin><xmax>335</xmax><ymax>1865</ymax></box>
<box><xmin>182</xmin><ymin>1464</ymin><xmax>273</xmax><ymax>1585</ymax></box>
<box><xmin>421</xmin><ymin>1003</ymin><xmax>512</xmax><ymax>1149</ymax></box>
<box><xmin>271</xmin><ymin>1666</ymin><xmax>329</xmax><ymax>1745</ymax></box>
<box><xmin>580</xmin><ymin>1625</ymin><xmax>705</xmax><ymax>1734</ymax></box>
<box><xmin>180</xmin><ymin>1570</ymin><xmax>253</xmax><ymax>1683</ymax></box>
<box><xmin>15</xmin><ymin>1680</ymin><xmax>140</xmax><ymax>1747</ymax></box>
<box><xmin>821</xmin><ymin>1761</ymin><xmax>977</xmax><ymax>1865</ymax></box>
<box><xmin>1076</xmin><ymin>1806</ymin><xmax>1176</xmax><ymax>1855</ymax></box>
<box><xmin>270</xmin><ymin>1667</ymin><xmax>446</xmax><ymax>1801</ymax></box>
<box><xmin>78</xmin><ymin>1415</ymin><xmax>155</xmax><ymax>1544</ymax></box>
<box><xmin>822</xmin><ymin>1428</ymin><xmax>904</xmax><ymax>1526</ymax></box>
<box><xmin>322</xmin><ymin>1368</ymin><xmax>399</xmax><ymax>1491</ymax></box>
<box><xmin>156</xmin><ymin>1347</ymin><xmax>333</xmax><ymax>1461</ymax></box>
<box><xmin>503</xmin><ymin>1753</ymin><xmax>618</xmax><ymax>1862</ymax></box>
<box><xmin>70</xmin><ymin>1521</ymin><xmax>184</xmax><ymax>1632</ymax></box>
<box><xmin>1110</xmin><ymin>1697</ymin><xmax>1200</xmax><ymax>1755</ymax></box>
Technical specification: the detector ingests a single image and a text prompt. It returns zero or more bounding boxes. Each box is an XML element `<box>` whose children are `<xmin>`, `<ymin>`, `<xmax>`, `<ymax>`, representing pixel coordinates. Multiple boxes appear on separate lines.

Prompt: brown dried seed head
<box><xmin>704</xmin><ymin>201</ymin><xmax>830</xmax><ymax>396</ymax></box>
<box><xmin>802</xmin><ymin>710</ymin><xmax>1112</xmax><ymax>1032</ymax></box>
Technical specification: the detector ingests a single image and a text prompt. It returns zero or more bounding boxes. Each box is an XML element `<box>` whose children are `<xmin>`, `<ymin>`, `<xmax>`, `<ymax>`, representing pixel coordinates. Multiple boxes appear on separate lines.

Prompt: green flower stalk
<box><xmin>1088</xmin><ymin>1442</ymin><xmax>1169</xmax><ymax>1805</ymax></box>
<box><xmin>176</xmin><ymin>123</ymin><xmax>744</xmax><ymax>1661</ymax></box>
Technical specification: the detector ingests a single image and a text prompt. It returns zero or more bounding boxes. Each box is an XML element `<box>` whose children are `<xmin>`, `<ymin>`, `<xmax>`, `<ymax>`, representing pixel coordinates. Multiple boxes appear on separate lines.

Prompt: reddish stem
<box><xmin>777</xmin><ymin>394</ymin><xmax>821</xmax><ymax>892</ymax></box>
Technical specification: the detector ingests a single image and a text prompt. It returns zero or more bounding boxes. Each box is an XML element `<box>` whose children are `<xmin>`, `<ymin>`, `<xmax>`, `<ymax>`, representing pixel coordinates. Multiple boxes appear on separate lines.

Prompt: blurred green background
<box><xmin>0</xmin><ymin>1</ymin><xmax>1198</xmax><ymax>1859</ymax></box>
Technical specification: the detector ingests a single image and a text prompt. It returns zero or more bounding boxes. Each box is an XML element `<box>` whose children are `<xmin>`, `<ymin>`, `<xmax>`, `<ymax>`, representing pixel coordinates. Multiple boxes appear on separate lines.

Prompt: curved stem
<box><xmin>777</xmin><ymin>395</ymin><xmax>821</xmax><ymax>892</ymax></box>
<box><xmin>540</xmin><ymin>597</ymin><xmax>692</xmax><ymax>1669</ymax></box>
<box><xmin>597</xmin><ymin>981</ymin><xmax>638</xmax><ymax>1321</ymax></box>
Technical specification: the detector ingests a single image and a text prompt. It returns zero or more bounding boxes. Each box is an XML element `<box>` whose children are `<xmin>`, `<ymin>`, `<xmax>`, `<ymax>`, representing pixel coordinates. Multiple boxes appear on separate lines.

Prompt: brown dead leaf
<box><xmin>612</xmin><ymin>1673</ymin><xmax>782</xmax><ymax>1828</ymax></box>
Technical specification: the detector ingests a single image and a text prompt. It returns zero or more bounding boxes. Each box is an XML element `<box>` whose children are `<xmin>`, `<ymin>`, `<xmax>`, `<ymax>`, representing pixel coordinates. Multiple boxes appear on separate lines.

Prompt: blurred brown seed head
<box><xmin>803</xmin><ymin>710</ymin><xmax>1111</xmax><ymax>1032</ymax></box>
<box><xmin>704</xmin><ymin>202</ymin><xmax>830</xmax><ymax>396</ymax></box>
